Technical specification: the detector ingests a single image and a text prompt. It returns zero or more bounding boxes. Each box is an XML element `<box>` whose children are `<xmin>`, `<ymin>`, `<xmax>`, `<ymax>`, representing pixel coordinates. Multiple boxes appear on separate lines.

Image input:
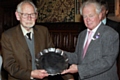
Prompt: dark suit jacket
<box><xmin>1</xmin><ymin>25</ymin><xmax>54</xmax><ymax>80</ymax></box>
<box><xmin>65</xmin><ymin>23</ymin><xmax>119</xmax><ymax>80</ymax></box>
<box><xmin>106</xmin><ymin>18</ymin><xmax>120</xmax><ymax>34</ymax></box>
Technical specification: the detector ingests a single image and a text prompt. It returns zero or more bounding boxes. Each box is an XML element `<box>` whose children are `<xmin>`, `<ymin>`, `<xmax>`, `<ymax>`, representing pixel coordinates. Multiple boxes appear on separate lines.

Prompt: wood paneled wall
<box><xmin>38</xmin><ymin>23</ymin><xmax>86</xmax><ymax>52</ymax></box>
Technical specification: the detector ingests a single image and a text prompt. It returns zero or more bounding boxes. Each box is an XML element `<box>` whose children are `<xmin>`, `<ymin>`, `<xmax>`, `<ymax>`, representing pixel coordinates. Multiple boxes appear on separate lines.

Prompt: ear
<box><xmin>99</xmin><ymin>12</ymin><xmax>102</xmax><ymax>20</ymax></box>
<box><xmin>35</xmin><ymin>12</ymin><xmax>38</xmax><ymax>19</ymax></box>
<box><xmin>15</xmin><ymin>12</ymin><xmax>20</xmax><ymax>20</ymax></box>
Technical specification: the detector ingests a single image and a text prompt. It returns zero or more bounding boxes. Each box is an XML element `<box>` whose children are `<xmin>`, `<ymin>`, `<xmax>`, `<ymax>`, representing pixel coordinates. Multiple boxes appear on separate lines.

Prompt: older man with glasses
<box><xmin>1</xmin><ymin>1</ymin><xmax>54</xmax><ymax>80</ymax></box>
<box><xmin>1</xmin><ymin>0</ymin><xmax>74</xmax><ymax>80</ymax></box>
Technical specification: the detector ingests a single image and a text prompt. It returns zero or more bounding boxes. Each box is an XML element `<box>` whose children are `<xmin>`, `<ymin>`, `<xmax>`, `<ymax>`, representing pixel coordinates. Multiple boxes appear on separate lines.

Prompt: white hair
<box><xmin>16</xmin><ymin>0</ymin><xmax>37</xmax><ymax>13</ymax></box>
<box><xmin>80</xmin><ymin>0</ymin><xmax>102</xmax><ymax>15</ymax></box>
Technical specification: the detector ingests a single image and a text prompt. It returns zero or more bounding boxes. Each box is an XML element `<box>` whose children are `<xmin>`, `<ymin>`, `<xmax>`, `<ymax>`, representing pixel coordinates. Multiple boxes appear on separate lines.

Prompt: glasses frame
<box><xmin>18</xmin><ymin>12</ymin><xmax>37</xmax><ymax>19</ymax></box>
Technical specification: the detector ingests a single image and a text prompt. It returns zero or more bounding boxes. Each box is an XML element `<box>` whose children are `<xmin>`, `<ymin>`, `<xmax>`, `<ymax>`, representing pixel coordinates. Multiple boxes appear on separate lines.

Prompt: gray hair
<box><xmin>80</xmin><ymin>0</ymin><xmax>102</xmax><ymax>15</ymax></box>
<box><xmin>16</xmin><ymin>0</ymin><xmax>37</xmax><ymax>13</ymax></box>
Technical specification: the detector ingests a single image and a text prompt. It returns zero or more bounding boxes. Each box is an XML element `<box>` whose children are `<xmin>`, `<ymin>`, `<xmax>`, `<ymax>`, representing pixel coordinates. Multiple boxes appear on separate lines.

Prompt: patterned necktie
<box><xmin>26</xmin><ymin>32</ymin><xmax>31</xmax><ymax>40</ymax></box>
<box><xmin>83</xmin><ymin>31</ymin><xmax>92</xmax><ymax>58</ymax></box>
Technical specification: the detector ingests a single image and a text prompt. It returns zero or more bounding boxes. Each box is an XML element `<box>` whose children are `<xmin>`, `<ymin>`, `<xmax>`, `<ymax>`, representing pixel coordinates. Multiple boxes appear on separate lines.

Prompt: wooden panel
<box><xmin>50</xmin><ymin>31</ymin><xmax>79</xmax><ymax>52</ymax></box>
<box><xmin>40</xmin><ymin>22</ymin><xmax>86</xmax><ymax>52</ymax></box>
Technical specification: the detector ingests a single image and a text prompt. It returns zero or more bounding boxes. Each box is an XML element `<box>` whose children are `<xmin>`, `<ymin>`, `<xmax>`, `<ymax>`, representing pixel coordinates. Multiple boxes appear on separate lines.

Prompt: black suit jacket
<box><xmin>106</xmin><ymin>18</ymin><xmax>120</xmax><ymax>34</ymax></box>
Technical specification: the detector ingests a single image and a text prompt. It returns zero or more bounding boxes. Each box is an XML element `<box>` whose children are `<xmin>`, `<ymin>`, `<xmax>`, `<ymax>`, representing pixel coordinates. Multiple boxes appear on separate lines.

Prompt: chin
<box><xmin>26</xmin><ymin>24</ymin><xmax>34</xmax><ymax>28</ymax></box>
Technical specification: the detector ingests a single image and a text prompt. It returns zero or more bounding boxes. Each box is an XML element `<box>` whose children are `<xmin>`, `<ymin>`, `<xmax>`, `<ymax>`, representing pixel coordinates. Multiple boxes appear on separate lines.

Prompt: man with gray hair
<box><xmin>62</xmin><ymin>0</ymin><xmax>119</xmax><ymax>80</ymax></box>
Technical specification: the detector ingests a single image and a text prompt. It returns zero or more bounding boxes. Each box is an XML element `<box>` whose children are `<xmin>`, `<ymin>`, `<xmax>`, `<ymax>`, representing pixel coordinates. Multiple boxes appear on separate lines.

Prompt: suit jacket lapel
<box><xmin>93</xmin><ymin>23</ymin><xmax>104</xmax><ymax>38</ymax></box>
<box><xmin>16</xmin><ymin>25</ymin><xmax>31</xmax><ymax>58</ymax></box>
<box><xmin>83</xmin><ymin>23</ymin><xmax>104</xmax><ymax>59</ymax></box>
<box><xmin>34</xmin><ymin>27</ymin><xmax>41</xmax><ymax>57</ymax></box>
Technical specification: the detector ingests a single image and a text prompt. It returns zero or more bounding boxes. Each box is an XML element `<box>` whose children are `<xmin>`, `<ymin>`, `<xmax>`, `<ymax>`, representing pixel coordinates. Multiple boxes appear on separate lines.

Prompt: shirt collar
<box><xmin>87</xmin><ymin>22</ymin><xmax>101</xmax><ymax>34</ymax></box>
<box><xmin>20</xmin><ymin>25</ymin><xmax>34</xmax><ymax>36</ymax></box>
<box><xmin>102</xmin><ymin>18</ymin><xmax>106</xmax><ymax>25</ymax></box>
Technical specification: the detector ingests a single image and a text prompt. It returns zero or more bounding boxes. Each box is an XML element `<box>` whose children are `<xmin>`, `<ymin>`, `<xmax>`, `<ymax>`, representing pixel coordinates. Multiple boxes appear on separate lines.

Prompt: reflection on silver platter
<box><xmin>35</xmin><ymin>48</ymin><xmax>68</xmax><ymax>76</ymax></box>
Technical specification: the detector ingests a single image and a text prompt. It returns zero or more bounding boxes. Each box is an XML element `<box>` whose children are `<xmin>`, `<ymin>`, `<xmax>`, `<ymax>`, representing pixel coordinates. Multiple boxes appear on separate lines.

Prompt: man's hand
<box><xmin>61</xmin><ymin>64</ymin><xmax>78</xmax><ymax>74</ymax></box>
<box><xmin>31</xmin><ymin>69</ymin><xmax>49</xmax><ymax>79</ymax></box>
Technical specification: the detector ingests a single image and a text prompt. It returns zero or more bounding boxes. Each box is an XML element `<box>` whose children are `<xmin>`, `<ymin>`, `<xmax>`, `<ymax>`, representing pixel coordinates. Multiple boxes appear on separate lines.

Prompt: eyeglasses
<box><xmin>18</xmin><ymin>12</ymin><xmax>37</xmax><ymax>18</ymax></box>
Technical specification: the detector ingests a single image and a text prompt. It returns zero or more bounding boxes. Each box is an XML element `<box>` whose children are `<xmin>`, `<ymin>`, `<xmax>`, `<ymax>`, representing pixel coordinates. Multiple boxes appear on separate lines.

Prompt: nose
<box><xmin>27</xmin><ymin>14</ymin><xmax>32</xmax><ymax>20</ymax></box>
